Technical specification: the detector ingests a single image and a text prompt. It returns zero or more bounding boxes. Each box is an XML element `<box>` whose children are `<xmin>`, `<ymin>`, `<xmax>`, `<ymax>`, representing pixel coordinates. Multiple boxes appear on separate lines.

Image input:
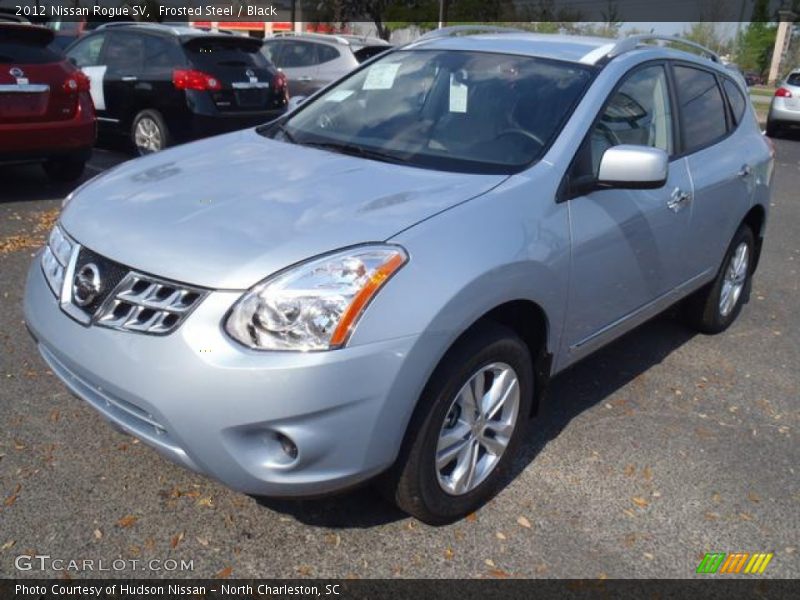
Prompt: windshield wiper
<box><xmin>275</xmin><ymin>123</ymin><xmax>296</xmax><ymax>144</ymax></box>
<box><xmin>303</xmin><ymin>141</ymin><xmax>404</xmax><ymax>164</ymax></box>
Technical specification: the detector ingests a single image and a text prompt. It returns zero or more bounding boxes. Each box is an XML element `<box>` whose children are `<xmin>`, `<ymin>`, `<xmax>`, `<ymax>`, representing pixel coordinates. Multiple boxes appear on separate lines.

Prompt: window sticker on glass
<box><xmin>324</xmin><ymin>89</ymin><xmax>355</xmax><ymax>103</ymax></box>
<box><xmin>449</xmin><ymin>73</ymin><xmax>468</xmax><ymax>113</ymax></box>
<box><xmin>363</xmin><ymin>62</ymin><xmax>401</xmax><ymax>90</ymax></box>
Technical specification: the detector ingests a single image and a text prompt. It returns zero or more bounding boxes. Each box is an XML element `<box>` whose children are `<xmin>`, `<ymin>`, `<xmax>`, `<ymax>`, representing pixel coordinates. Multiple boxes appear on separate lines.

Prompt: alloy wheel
<box><xmin>719</xmin><ymin>242</ymin><xmax>749</xmax><ymax>318</ymax></box>
<box><xmin>435</xmin><ymin>362</ymin><xmax>520</xmax><ymax>495</ymax></box>
<box><xmin>134</xmin><ymin>117</ymin><xmax>163</xmax><ymax>154</ymax></box>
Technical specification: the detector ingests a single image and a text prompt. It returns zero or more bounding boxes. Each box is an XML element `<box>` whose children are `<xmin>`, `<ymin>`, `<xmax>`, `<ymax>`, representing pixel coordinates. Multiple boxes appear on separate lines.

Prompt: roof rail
<box><xmin>270</xmin><ymin>31</ymin><xmax>351</xmax><ymax>45</ymax></box>
<box><xmin>417</xmin><ymin>25</ymin><xmax>526</xmax><ymax>41</ymax></box>
<box><xmin>602</xmin><ymin>34</ymin><xmax>720</xmax><ymax>64</ymax></box>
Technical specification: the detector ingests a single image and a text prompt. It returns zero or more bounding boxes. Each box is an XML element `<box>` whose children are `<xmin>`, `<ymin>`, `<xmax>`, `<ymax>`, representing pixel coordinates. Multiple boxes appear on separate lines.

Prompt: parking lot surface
<box><xmin>0</xmin><ymin>140</ymin><xmax>798</xmax><ymax>579</ymax></box>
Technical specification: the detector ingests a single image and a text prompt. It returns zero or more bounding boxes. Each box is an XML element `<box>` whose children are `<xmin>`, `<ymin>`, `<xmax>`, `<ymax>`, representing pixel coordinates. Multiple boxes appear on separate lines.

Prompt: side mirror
<box><xmin>597</xmin><ymin>145</ymin><xmax>668</xmax><ymax>189</ymax></box>
<box><xmin>287</xmin><ymin>95</ymin><xmax>307</xmax><ymax>111</ymax></box>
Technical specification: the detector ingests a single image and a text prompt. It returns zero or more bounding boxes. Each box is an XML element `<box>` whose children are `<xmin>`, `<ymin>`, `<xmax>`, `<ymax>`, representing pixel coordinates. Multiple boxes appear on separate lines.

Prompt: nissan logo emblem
<box><xmin>72</xmin><ymin>263</ymin><xmax>102</xmax><ymax>307</ymax></box>
<box><xmin>9</xmin><ymin>67</ymin><xmax>24</xmax><ymax>78</ymax></box>
<box><xmin>245</xmin><ymin>69</ymin><xmax>255</xmax><ymax>79</ymax></box>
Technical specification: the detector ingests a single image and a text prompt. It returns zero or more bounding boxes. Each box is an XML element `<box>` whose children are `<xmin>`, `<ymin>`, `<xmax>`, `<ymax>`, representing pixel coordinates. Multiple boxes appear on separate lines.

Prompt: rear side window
<box><xmin>185</xmin><ymin>39</ymin><xmax>269</xmax><ymax>70</ymax></box>
<box><xmin>142</xmin><ymin>35</ymin><xmax>185</xmax><ymax>70</ymax></box>
<box><xmin>66</xmin><ymin>34</ymin><xmax>105</xmax><ymax>67</ymax></box>
<box><xmin>104</xmin><ymin>32</ymin><xmax>145</xmax><ymax>71</ymax></box>
<box><xmin>723</xmin><ymin>78</ymin><xmax>747</xmax><ymax>124</ymax></box>
<box><xmin>673</xmin><ymin>65</ymin><xmax>728</xmax><ymax>152</ymax></box>
<box><xmin>278</xmin><ymin>41</ymin><xmax>318</xmax><ymax>68</ymax></box>
<box><xmin>786</xmin><ymin>73</ymin><xmax>800</xmax><ymax>86</ymax></box>
<box><xmin>317</xmin><ymin>44</ymin><xmax>340</xmax><ymax>64</ymax></box>
<box><xmin>0</xmin><ymin>40</ymin><xmax>60</xmax><ymax>64</ymax></box>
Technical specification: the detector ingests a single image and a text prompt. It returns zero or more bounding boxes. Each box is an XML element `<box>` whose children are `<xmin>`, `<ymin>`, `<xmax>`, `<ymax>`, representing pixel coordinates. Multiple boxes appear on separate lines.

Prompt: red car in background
<box><xmin>0</xmin><ymin>23</ymin><xmax>96</xmax><ymax>181</ymax></box>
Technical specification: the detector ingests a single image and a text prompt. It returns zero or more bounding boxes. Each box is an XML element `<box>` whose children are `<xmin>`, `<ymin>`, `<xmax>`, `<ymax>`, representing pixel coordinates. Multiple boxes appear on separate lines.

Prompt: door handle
<box><xmin>667</xmin><ymin>188</ymin><xmax>692</xmax><ymax>213</ymax></box>
<box><xmin>738</xmin><ymin>164</ymin><xmax>752</xmax><ymax>178</ymax></box>
<box><xmin>121</xmin><ymin>76</ymin><xmax>138</xmax><ymax>82</ymax></box>
<box><xmin>296</xmin><ymin>76</ymin><xmax>312</xmax><ymax>82</ymax></box>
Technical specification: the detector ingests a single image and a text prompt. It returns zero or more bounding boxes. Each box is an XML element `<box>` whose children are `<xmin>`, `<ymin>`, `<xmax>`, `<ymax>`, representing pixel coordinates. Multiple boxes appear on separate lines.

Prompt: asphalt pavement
<box><xmin>0</xmin><ymin>139</ymin><xmax>798</xmax><ymax>579</ymax></box>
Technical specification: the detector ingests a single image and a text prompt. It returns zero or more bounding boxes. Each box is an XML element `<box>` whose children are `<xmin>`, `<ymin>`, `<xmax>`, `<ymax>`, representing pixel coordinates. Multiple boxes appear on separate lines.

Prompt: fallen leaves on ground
<box><xmin>4</xmin><ymin>484</ymin><xmax>21</xmax><ymax>507</ymax></box>
<box><xmin>170</xmin><ymin>531</ymin><xmax>185</xmax><ymax>549</ymax></box>
<box><xmin>516</xmin><ymin>516</ymin><xmax>531</xmax><ymax>529</ymax></box>
<box><xmin>215</xmin><ymin>566</ymin><xmax>233</xmax><ymax>579</ymax></box>
<box><xmin>93</xmin><ymin>529</ymin><xmax>102</xmax><ymax>540</ymax></box>
<box><xmin>444</xmin><ymin>547</ymin><xmax>454</xmax><ymax>560</ymax></box>
<box><xmin>116</xmin><ymin>515</ymin><xmax>138</xmax><ymax>528</ymax></box>
<box><xmin>196</xmin><ymin>497</ymin><xmax>214</xmax><ymax>508</ymax></box>
<box><xmin>632</xmin><ymin>496</ymin><xmax>650</xmax><ymax>509</ymax></box>
<box><xmin>1</xmin><ymin>540</ymin><xmax>16</xmax><ymax>551</ymax></box>
<box><xmin>0</xmin><ymin>209</ymin><xmax>59</xmax><ymax>255</ymax></box>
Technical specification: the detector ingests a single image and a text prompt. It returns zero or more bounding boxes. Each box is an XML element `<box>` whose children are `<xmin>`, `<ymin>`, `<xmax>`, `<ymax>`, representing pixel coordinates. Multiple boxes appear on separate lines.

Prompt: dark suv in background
<box><xmin>65</xmin><ymin>23</ymin><xmax>289</xmax><ymax>154</ymax></box>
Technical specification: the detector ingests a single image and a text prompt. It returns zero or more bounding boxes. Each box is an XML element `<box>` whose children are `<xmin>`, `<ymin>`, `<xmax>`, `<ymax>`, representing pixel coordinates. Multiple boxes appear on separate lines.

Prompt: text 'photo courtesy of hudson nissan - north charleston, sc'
<box><xmin>63</xmin><ymin>22</ymin><xmax>289</xmax><ymax>155</ymax></box>
<box><xmin>24</xmin><ymin>28</ymin><xmax>773</xmax><ymax>524</ymax></box>
<box><xmin>0</xmin><ymin>23</ymin><xmax>96</xmax><ymax>182</ymax></box>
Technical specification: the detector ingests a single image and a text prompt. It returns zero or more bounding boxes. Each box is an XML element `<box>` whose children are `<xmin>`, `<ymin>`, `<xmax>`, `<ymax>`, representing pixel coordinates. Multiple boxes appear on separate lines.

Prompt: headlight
<box><xmin>41</xmin><ymin>224</ymin><xmax>75</xmax><ymax>296</ymax></box>
<box><xmin>225</xmin><ymin>245</ymin><xmax>408</xmax><ymax>351</ymax></box>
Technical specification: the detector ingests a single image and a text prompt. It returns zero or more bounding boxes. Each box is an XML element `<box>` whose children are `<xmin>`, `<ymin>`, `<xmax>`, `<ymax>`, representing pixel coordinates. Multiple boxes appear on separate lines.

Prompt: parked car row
<box><xmin>2</xmin><ymin>22</ymin><xmax>391</xmax><ymax>177</ymax></box>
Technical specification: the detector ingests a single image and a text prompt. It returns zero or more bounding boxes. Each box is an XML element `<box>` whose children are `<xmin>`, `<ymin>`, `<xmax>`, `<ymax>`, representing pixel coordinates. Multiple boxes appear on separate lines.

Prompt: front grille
<box><xmin>73</xmin><ymin>247</ymin><xmax>129</xmax><ymax>316</ymax></box>
<box><xmin>45</xmin><ymin>234</ymin><xmax>208</xmax><ymax>336</ymax></box>
<box><xmin>94</xmin><ymin>272</ymin><xmax>205</xmax><ymax>335</ymax></box>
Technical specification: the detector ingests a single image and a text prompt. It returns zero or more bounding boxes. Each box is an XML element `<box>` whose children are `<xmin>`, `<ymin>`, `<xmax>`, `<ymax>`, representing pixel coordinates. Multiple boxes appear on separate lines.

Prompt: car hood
<box><xmin>61</xmin><ymin>130</ymin><xmax>506</xmax><ymax>289</ymax></box>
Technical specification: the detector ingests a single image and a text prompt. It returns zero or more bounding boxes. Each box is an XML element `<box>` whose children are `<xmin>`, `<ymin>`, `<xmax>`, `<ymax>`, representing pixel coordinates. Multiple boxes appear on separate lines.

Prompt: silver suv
<box><xmin>767</xmin><ymin>68</ymin><xmax>800</xmax><ymax>137</ymax></box>
<box><xmin>262</xmin><ymin>32</ymin><xmax>390</xmax><ymax>96</ymax></box>
<box><xmin>24</xmin><ymin>29</ymin><xmax>773</xmax><ymax>523</ymax></box>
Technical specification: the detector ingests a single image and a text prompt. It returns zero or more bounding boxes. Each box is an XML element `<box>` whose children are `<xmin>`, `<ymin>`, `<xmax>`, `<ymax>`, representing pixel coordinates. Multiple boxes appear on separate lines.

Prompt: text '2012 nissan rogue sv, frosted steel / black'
<box><xmin>25</xmin><ymin>29</ymin><xmax>773</xmax><ymax>523</ymax></box>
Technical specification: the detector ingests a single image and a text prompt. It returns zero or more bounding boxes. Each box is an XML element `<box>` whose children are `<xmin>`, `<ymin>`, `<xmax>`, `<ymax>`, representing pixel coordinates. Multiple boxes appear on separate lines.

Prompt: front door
<box><xmin>561</xmin><ymin>63</ymin><xmax>693</xmax><ymax>364</ymax></box>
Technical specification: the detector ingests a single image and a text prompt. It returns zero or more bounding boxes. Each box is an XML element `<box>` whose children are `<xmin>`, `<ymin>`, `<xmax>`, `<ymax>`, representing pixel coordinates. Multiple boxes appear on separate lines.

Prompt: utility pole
<box><xmin>768</xmin><ymin>7</ymin><xmax>796</xmax><ymax>85</ymax></box>
<box><xmin>438</xmin><ymin>0</ymin><xmax>446</xmax><ymax>29</ymax></box>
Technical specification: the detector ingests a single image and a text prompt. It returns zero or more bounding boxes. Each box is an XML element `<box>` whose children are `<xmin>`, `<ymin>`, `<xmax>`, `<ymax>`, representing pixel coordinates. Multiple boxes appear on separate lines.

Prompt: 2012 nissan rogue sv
<box><xmin>24</xmin><ymin>29</ymin><xmax>773</xmax><ymax>524</ymax></box>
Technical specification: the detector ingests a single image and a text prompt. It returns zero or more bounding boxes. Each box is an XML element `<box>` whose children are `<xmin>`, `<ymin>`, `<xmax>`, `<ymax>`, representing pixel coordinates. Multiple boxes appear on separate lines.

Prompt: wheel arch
<box><xmin>741</xmin><ymin>203</ymin><xmax>766</xmax><ymax>273</ymax></box>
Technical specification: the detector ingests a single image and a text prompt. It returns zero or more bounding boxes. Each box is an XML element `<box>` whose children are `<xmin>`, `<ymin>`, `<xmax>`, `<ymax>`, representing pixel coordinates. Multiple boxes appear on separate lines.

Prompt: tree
<box><xmin>682</xmin><ymin>22</ymin><xmax>730</xmax><ymax>55</ymax></box>
<box><xmin>735</xmin><ymin>0</ymin><xmax>778</xmax><ymax>75</ymax></box>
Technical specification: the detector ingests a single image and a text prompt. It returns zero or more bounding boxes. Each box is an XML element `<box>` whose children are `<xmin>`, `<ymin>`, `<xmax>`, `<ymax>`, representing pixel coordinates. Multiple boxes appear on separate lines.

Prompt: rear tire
<box><xmin>381</xmin><ymin>322</ymin><xmax>534</xmax><ymax>524</ymax></box>
<box><xmin>131</xmin><ymin>109</ymin><xmax>170</xmax><ymax>155</ymax></box>
<box><xmin>684</xmin><ymin>225</ymin><xmax>755</xmax><ymax>334</ymax></box>
<box><xmin>42</xmin><ymin>157</ymin><xmax>86</xmax><ymax>182</ymax></box>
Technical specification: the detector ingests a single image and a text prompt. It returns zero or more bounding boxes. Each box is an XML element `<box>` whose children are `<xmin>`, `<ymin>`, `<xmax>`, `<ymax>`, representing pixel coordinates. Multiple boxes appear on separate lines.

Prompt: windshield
<box><xmin>265</xmin><ymin>49</ymin><xmax>594</xmax><ymax>174</ymax></box>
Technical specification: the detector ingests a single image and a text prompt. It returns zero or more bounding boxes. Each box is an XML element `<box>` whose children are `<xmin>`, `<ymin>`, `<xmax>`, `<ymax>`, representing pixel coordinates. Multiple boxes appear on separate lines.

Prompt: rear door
<box><xmin>268</xmin><ymin>39</ymin><xmax>320</xmax><ymax>96</ymax></box>
<box><xmin>0</xmin><ymin>26</ymin><xmax>77</xmax><ymax>125</ymax></box>
<box><xmin>101</xmin><ymin>31</ymin><xmax>145</xmax><ymax>129</ymax></box>
<box><xmin>183</xmin><ymin>36</ymin><xmax>280</xmax><ymax>113</ymax></box>
<box><xmin>672</xmin><ymin>64</ymin><xmax>754</xmax><ymax>280</ymax></box>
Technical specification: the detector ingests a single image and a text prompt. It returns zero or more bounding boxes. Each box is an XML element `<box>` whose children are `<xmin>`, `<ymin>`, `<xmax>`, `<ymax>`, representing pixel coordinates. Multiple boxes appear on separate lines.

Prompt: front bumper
<box><xmin>24</xmin><ymin>256</ymin><xmax>424</xmax><ymax>497</ymax></box>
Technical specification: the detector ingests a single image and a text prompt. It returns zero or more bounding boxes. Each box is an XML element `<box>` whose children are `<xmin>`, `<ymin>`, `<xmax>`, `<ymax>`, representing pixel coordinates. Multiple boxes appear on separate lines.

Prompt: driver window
<box><xmin>590</xmin><ymin>65</ymin><xmax>673</xmax><ymax>174</ymax></box>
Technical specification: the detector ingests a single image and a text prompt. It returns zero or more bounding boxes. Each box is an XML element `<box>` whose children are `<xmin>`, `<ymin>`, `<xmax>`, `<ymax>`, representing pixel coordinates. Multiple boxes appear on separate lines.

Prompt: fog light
<box><xmin>277</xmin><ymin>433</ymin><xmax>298</xmax><ymax>459</ymax></box>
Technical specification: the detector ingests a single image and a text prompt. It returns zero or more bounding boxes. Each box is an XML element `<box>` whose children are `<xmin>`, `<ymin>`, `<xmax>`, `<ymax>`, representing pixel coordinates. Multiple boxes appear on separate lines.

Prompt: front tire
<box><xmin>131</xmin><ymin>110</ymin><xmax>170</xmax><ymax>155</ymax></box>
<box><xmin>383</xmin><ymin>322</ymin><xmax>534</xmax><ymax>524</ymax></box>
<box><xmin>685</xmin><ymin>225</ymin><xmax>755</xmax><ymax>334</ymax></box>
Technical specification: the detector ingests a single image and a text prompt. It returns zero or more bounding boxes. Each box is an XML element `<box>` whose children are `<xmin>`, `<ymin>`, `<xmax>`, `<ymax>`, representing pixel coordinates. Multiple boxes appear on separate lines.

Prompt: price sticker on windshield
<box><xmin>449</xmin><ymin>74</ymin><xmax>468</xmax><ymax>113</ymax></box>
<box><xmin>363</xmin><ymin>63</ymin><xmax>401</xmax><ymax>90</ymax></box>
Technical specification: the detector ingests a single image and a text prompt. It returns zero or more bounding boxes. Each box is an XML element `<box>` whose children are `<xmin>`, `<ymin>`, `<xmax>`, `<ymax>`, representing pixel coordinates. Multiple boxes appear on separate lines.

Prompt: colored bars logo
<box><xmin>697</xmin><ymin>552</ymin><xmax>773</xmax><ymax>574</ymax></box>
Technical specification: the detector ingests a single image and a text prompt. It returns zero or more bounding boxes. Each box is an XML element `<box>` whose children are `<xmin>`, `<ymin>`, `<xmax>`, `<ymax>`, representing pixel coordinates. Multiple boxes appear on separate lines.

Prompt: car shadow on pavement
<box><xmin>255</xmin><ymin>312</ymin><xmax>697</xmax><ymax>528</ymax></box>
<box><xmin>0</xmin><ymin>164</ymin><xmax>87</xmax><ymax>203</ymax></box>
